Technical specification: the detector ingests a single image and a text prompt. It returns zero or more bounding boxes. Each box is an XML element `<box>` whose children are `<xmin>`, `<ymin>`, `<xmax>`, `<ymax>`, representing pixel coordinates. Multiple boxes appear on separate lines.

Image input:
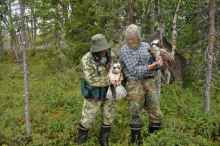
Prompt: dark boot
<box><xmin>99</xmin><ymin>124</ymin><xmax>111</xmax><ymax>146</ymax></box>
<box><xmin>130</xmin><ymin>128</ymin><xmax>142</xmax><ymax>146</ymax></box>
<box><xmin>75</xmin><ymin>124</ymin><xmax>88</xmax><ymax>144</ymax></box>
<box><xmin>149</xmin><ymin>123</ymin><xmax>161</xmax><ymax>134</ymax></box>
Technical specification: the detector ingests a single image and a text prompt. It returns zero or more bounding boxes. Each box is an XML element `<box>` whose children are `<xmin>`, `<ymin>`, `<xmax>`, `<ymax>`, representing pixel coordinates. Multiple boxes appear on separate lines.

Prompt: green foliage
<box><xmin>63</xmin><ymin>0</ymin><xmax>127</xmax><ymax>64</ymax></box>
<box><xmin>0</xmin><ymin>51</ymin><xmax>220</xmax><ymax>146</ymax></box>
<box><xmin>1</xmin><ymin>0</ymin><xmax>220</xmax><ymax>145</ymax></box>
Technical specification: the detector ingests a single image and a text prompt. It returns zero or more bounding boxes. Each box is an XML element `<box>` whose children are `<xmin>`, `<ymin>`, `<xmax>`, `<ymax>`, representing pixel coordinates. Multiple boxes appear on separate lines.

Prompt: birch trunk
<box><xmin>171</xmin><ymin>0</ymin><xmax>181</xmax><ymax>57</ymax></box>
<box><xmin>128</xmin><ymin>0</ymin><xmax>134</xmax><ymax>24</ymax></box>
<box><xmin>204</xmin><ymin>0</ymin><xmax>216</xmax><ymax>113</ymax></box>
<box><xmin>0</xmin><ymin>20</ymin><xmax>3</xmax><ymax>60</ymax></box>
<box><xmin>19</xmin><ymin>0</ymin><xmax>32</xmax><ymax>137</ymax></box>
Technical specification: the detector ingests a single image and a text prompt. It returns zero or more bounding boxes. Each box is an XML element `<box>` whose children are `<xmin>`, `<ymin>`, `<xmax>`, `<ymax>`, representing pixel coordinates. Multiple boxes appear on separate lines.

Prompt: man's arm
<box><xmin>81</xmin><ymin>56</ymin><xmax>98</xmax><ymax>85</ymax></box>
<box><xmin>119</xmin><ymin>51</ymin><xmax>163</xmax><ymax>78</ymax></box>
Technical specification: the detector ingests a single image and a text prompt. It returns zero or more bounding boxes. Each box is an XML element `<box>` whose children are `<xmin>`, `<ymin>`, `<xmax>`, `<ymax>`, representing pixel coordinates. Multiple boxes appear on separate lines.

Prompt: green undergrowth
<box><xmin>0</xmin><ymin>51</ymin><xmax>220</xmax><ymax>146</ymax></box>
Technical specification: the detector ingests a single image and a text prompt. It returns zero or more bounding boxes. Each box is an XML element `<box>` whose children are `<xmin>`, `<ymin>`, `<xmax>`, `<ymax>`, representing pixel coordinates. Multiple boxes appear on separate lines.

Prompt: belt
<box><xmin>143</xmin><ymin>75</ymin><xmax>154</xmax><ymax>79</ymax></box>
<box><xmin>127</xmin><ymin>76</ymin><xmax>154</xmax><ymax>82</ymax></box>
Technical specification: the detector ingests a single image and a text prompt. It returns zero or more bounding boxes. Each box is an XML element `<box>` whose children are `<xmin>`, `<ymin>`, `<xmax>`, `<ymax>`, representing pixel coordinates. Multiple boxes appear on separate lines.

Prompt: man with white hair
<box><xmin>119</xmin><ymin>24</ymin><xmax>163</xmax><ymax>145</ymax></box>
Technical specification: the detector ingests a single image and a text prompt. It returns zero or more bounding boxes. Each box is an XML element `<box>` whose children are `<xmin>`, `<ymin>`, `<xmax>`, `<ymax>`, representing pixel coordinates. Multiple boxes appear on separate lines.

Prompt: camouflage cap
<box><xmin>90</xmin><ymin>34</ymin><xmax>110</xmax><ymax>53</ymax></box>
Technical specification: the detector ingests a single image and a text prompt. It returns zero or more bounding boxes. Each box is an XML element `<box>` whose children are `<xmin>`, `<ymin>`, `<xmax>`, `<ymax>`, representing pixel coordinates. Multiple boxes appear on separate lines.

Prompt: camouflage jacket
<box><xmin>80</xmin><ymin>52</ymin><xmax>111</xmax><ymax>87</ymax></box>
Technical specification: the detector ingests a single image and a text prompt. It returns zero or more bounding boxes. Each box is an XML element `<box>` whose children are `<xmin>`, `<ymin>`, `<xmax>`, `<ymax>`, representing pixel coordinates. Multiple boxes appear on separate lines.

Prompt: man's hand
<box><xmin>147</xmin><ymin>56</ymin><xmax>163</xmax><ymax>70</ymax></box>
<box><xmin>156</xmin><ymin>56</ymin><xmax>163</xmax><ymax>66</ymax></box>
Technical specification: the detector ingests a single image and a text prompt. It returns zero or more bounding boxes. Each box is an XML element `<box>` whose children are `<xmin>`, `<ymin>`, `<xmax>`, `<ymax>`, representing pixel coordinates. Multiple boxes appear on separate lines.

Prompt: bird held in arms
<box><xmin>107</xmin><ymin>62</ymin><xmax>127</xmax><ymax>100</ymax></box>
<box><xmin>149</xmin><ymin>39</ymin><xmax>176</xmax><ymax>84</ymax></box>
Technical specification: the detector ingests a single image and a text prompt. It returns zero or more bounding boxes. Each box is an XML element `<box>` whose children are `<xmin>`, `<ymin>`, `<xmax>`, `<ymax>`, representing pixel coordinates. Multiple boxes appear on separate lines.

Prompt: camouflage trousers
<box><xmin>80</xmin><ymin>99</ymin><xmax>116</xmax><ymax>129</ymax></box>
<box><xmin>127</xmin><ymin>78</ymin><xmax>163</xmax><ymax>127</ymax></box>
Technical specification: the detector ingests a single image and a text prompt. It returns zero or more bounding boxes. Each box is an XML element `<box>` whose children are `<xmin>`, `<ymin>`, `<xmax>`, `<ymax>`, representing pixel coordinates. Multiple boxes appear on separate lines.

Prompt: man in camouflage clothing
<box><xmin>119</xmin><ymin>24</ymin><xmax>163</xmax><ymax>145</ymax></box>
<box><xmin>76</xmin><ymin>34</ymin><xmax>115</xmax><ymax>146</ymax></box>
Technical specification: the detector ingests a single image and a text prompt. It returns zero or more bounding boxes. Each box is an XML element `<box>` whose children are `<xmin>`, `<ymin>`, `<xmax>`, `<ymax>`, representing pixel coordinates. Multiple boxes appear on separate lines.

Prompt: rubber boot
<box><xmin>130</xmin><ymin>127</ymin><xmax>142</xmax><ymax>146</ymax></box>
<box><xmin>75</xmin><ymin>124</ymin><xmax>88</xmax><ymax>144</ymax></box>
<box><xmin>149</xmin><ymin>123</ymin><xmax>161</xmax><ymax>134</ymax></box>
<box><xmin>99</xmin><ymin>124</ymin><xmax>111</xmax><ymax>146</ymax></box>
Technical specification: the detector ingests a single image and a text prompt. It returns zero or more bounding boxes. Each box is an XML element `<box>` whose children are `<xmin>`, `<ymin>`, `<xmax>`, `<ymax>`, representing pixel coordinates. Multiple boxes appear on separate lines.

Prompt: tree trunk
<box><xmin>128</xmin><ymin>0</ymin><xmax>135</xmax><ymax>24</ymax></box>
<box><xmin>60</xmin><ymin>0</ymin><xmax>69</xmax><ymax>26</ymax></box>
<box><xmin>204</xmin><ymin>0</ymin><xmax>216</xmax><ymax>113</ymax></box>
<box><xmin>172</xmin><ymin>0</ymin><xmax>181</xmax><ymax>57</ymax></box>
<box><xmin>54</xmin><ymin>3</ymin><xmax>64</xmax><ymax>49</ymax></box>
<box><xmin>154</xmin><ymin>0</ymin><xmax>160</xmax><ymax>23</ymax></box>
<box><xmin>156</xmin><ymin>0</ymin><xmax>163</xmax><ymax>98</ymax></box>
<box><xmin>150</xmin><ymin>0</ymin><xmax>160</xmax><ymax>32</ymax></box>
<box><xmin>19</xmin><ymin>0</ymin><xmax>32</xmax><ymax>137</ymax></box>
<box><xmin>0</xmin><ymin>20</ymin><xmax>3</xmax><ymax>60</ymax></box>
<box><xmin>56</xmin><ymin>1</ymin><xmax>66</xmax><ymax>49</ymax></box>
<box><xmin>33</xmin><ymin>16</ymin><xmax>37</xmax><ymax>41</ymax></box>
<box><xmin>31</xmin><ymin>5</ymin><xmax>37</xmax><ymax>41</ymax></box>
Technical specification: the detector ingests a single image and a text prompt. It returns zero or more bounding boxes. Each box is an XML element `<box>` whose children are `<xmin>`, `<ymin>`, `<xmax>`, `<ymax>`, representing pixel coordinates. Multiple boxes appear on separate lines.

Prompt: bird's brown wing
<box><xmin>160</xmin><ymin>49</ymin><xmax>176</xmax><ymax>68</ymax></box>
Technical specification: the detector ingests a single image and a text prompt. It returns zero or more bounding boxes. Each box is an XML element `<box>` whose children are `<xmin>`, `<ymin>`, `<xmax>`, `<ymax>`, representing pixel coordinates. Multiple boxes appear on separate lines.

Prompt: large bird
<box><xmin>149</xmin><ymin>37</ymin><xmax>176</xmax><ymax>84</ymax></box>
<box><xmin>150</xmin><ymin>39</ymin><xmax>176</xmax><ymax>70</ymax></box>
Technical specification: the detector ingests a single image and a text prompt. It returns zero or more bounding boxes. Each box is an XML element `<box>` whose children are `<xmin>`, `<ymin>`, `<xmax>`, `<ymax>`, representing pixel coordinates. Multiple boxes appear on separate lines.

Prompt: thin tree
<box><xmin>204</xmin><ymin>0</ymin><xmax>216</xmax><ymax>112</ymax></box>
<box><xmin>19</xmin><ymin>0</ymin><xmax>32</xmax><ymax>137</ymax></box>
<box><xmin>128</xmin><ymin>0</ymin><xmax>135</xmax><ymax>24</ymax></box>
<box><xmin>0</xmin><ymin>18</ymin><xmax>3</xmax><ymax>59</ymax></box>
<box><xmin>30</xmin><ymin>1</ymin><xmax>37</xmax><ymax>41</ymax></box>
<box><xmin>171</xmin><ymin>0</ymin><xmax>181</xmax><ymax>57</ymax></box>
<box><xmin>154</xmin><ymin>0</ymin><xmax>160</xmax><ymax>28</ymax></box>
<box><xmin>155</xmin><ymin>0</ymin><xmax>163</xmax><ymax>97</ymax></box>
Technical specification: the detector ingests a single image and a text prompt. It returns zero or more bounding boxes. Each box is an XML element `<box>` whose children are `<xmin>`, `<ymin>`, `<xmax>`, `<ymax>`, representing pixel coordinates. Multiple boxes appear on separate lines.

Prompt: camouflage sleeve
<box><xmin>111</xmin><ymin>50</ymin><xmax>118</xmax><ymax>63</ymax></box>
<box><xmin>81</xmin><ymin>56</ymin><xmax>96</xmax><ymax>85</ymax></box>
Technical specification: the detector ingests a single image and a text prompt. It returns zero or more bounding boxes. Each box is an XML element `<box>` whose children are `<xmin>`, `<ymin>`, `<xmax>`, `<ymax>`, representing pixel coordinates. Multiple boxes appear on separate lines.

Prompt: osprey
<box><xmin>150</xmin><ymin>39</ymin><xmax>176</xmax><ymax>71</ymax></box>
<box><xmin>149</xmin><ymin>36</ymin><xmax>176</xmax><ymax>84</ymax></box>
